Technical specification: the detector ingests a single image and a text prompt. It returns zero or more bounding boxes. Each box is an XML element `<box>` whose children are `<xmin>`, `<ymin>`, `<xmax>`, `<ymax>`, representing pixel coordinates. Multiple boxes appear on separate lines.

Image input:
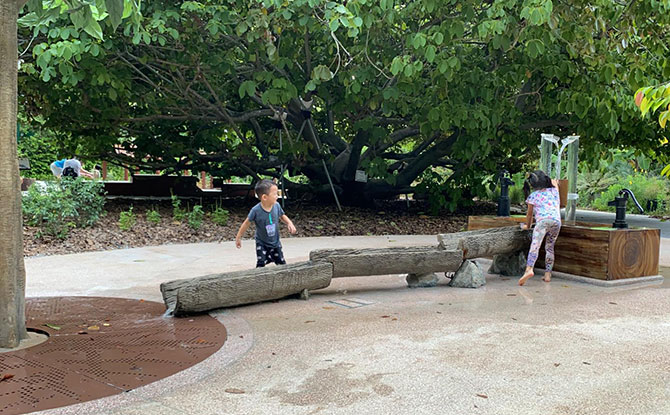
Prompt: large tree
<box><xmin>17</xmin><ymin>0</ymin><xmax>670</xmax><ymax>207</ymax></box>
<box><xmin>1</xmin><ymin>0</ymin><xmax>139</xmax><ymax>348</ymax></box>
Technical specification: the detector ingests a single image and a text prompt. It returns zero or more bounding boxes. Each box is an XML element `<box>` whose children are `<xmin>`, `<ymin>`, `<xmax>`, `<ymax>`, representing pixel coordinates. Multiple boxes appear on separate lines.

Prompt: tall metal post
<box><xmin>564</xmin><ymin>136</ymin><xmax>579</xmax><ymax>223</ymax></box>
<box><xmin>540</xmin><ymin>134</ymin><xmax>554</xmax><ymax>176</ymax></box>
<box><xmin>279</xmin><ymin>129</ymin><xmax>285</xmax><ymax>208</ymax></box>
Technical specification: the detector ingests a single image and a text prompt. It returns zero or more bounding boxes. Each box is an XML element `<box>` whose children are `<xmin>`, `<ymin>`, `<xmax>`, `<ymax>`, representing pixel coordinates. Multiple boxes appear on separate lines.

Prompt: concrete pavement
<box><xmin>26</xmin><ymin>234</ymin><xmax>670</xmax><ymax>415</ymax></box>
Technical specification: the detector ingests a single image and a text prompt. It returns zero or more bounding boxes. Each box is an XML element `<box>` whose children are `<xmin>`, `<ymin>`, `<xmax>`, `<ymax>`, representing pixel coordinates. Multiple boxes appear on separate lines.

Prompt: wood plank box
<box><xmin>468</xmin><ymin>216</ymin><xmax>660</xmax><ymax>280</ymax></box>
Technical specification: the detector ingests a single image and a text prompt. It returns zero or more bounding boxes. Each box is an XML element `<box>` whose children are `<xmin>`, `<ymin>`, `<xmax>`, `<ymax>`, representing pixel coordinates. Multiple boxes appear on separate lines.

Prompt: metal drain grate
<box><xmin>0</xmin><ymin>297</ymin><xmax>226</xmax><ymax>415</ymax></box>
<box><xmin>326</xmin><ymin>298</ymin><xmax>375</xmax><ymax>309</ymax></box>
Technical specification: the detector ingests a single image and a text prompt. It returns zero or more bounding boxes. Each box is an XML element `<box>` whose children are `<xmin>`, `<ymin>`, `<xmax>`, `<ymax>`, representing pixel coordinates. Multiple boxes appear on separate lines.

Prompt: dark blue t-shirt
<box><xmin>248</xmin><ymin>202</ymin><xmax>285</xmax><ymax>248</ymax></box>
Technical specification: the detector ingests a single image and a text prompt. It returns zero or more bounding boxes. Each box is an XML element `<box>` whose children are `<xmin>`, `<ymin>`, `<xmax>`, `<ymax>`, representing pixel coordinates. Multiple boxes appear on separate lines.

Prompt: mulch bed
<box><xmin>23</xmin><ymin>198</ymin><xmax>499</xmax><ymax>257</ymax></box>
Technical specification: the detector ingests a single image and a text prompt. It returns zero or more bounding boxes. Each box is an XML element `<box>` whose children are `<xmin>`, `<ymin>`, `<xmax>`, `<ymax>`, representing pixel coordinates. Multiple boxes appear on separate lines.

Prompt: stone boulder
<box><xmin>449</xmin><ymin>260</ymin><xmax>485</xmax><ymax>288</ymax></box>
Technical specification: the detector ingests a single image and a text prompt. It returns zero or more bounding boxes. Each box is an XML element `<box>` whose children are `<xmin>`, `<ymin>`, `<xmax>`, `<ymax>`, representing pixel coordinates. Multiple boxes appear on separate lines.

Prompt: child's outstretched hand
<box><xmin>235</xmin><ymin>238</ymin><xmax>242</xmax><ymax>249</ymax></box>
<box><xmin>288</xmin><ymin>222</ymin><xmax>297</xmax><ymax>234</ymax></box>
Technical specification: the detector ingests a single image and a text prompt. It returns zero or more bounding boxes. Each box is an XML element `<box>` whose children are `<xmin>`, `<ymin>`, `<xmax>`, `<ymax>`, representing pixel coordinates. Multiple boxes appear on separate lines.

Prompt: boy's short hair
<box><xmin>255</xmin><ymin>179</ymin><xmax>276</xmax><ymax>198</ymax></box>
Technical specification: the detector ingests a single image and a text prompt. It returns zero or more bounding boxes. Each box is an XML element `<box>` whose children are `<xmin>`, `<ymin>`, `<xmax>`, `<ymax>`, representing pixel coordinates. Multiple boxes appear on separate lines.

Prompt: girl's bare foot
<box><xmin>543</xmin><ymin>272</ymin><xmax>551</xmax><ymax>282</ymax></box>
<box><xmin>518</xmin><ymin>269</ymin><xmax>534</xmax><ymax>286</ymax></box>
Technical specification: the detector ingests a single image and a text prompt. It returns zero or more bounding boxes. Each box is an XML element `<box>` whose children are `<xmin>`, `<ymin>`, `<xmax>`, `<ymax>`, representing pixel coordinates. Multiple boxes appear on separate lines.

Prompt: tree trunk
<box><xmin>160</xmin><ymin>261</ymin><xmax>333</xmax><ymax>316</ymax></box>
<box><xmin>309</xmin><ymin>247</ymin><xmax>463</xmax><ymax>277</ymax></box>
<box><xmin>0</xmin><ymin>1</ymin><xmax>28</xmax><ymax>348</ymax></box>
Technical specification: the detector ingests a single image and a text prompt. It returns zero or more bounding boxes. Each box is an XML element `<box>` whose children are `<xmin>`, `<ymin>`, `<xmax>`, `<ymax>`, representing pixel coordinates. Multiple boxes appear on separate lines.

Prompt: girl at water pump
<box><xmin>518</xmin><ymin>170</ymin><xmax>562</xmax><ymax>286</ymax></box>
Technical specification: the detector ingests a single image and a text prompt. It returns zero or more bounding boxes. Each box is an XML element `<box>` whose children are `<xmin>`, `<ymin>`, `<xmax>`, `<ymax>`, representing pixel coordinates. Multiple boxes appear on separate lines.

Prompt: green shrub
<box><xmin>146</xmin><ymin>208</ymin><xmax>161</xmax><ymax>225</ymax></box>
<box><xmin>22</xmin><ymin>177</ymin><xmax>106</xmax><ymax>238</ymax></box>
<box><xmin>171</xmin><ymin>192</ymin><xmax>186</xmax><ymax>222</ymax></box>
<box><xmin>210</xmin><ymin>207</ymin><xmax>229</xmax><ymax>226</ymax></box>
<box><xmin>60</xmin><ymin>178</ymin><xmax>106</xmax><ymax>226</ymax></box>
<box><xmin>591</xmin><ymin>175</ymin><xmax>669</xmax><ymax>213</ymax></box>
<box><xmin>483</xmin><ymin>172</ymin><xmax>525</xmax><ymax>205</ymax></box>
<box><xmin>119</xmin><ymin>206</ymin><xmax>136</xmax><ymax>231</ymax></box>
<box><xmin>187</xmin><ymin>205</ymin><xmax>205</xmax><ymax>230</ymax></box>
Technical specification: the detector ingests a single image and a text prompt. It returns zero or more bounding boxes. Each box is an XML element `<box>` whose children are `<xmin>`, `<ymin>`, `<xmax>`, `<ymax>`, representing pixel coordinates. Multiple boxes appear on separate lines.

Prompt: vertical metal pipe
<box><xmin>540</xmin><ymin>134</ymin><xmax>553</xmax><ymax>175</ymax></box>
<box><xmin>279</xmin><ymin>130</ymin><xmax>285</xmax><ymax>208</ymax></box>
<box><xmin>565</xmin><ymin>136</ymin><xmax>579</xmax><ymax>223</ymax></box>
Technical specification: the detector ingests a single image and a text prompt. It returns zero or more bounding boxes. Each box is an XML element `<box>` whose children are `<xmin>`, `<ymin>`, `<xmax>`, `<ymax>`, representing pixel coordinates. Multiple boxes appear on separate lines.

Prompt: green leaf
<box><xmin>526</xmin><ymin>39</ymin><xmax>545</xmax><ymax>58</ymax></box>
<box><xmin>238</xmin><ymin>80</ymin><xmax>256</xmax><ymax>98</ymax></box>
<box><xmin>447</xmin><ymin>56</ymin><xmax>459</xmax><ymax>68</ymax></box>
<box><xmin>105</xmin><ymin>0</ymin><xmax>123</xmax><ymax>31</ymax></box>
<box><xmin>312</xmin><ymin>65</ymin><xmax>333</xmax><ymax>81</ymax></box>
<box><xmin>329</xmin><ymin>18</ymin><xmax>340</xmax><ymax>32</ymax></box>
<box><xmin>425</xmin><ymin>45</ymin><xmax>436</xmax><ymax>63</ymax></box>
<box><xmin>84</xmin><ymin>19</ymin><xmax>104</xmax><ymax>40</ymax></box>
<box><xmin>305</xmin><ymin>80</ymin><xmax>317</xmax><ymax>91</ymax></box>
<box><xmin>390</xmin><ymin>57</ymin><xmax>404</xmax><ymax>75</ymax></box>
<box><xmin>412</xmin><ymin>34</ymin><xmax>426</xmax><ymax>49</ymax></box>
<box><xmin>70</xmin><ymin>6</ymin><xmax>93</xmax><ymax>31</ymax></box>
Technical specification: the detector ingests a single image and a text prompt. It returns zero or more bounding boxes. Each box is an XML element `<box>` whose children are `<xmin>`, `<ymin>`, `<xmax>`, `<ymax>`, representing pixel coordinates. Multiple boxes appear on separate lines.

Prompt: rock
<box><xmin>489</xmin><ymin>250</ymin><xmax>526</xmax><ymax>277</ymax></box>
<box><xmin>405</xmin><ymin>272</ymin><xmax>439</xmax><ymax>288</ymax></box>
<box><xmin>449</xmin><ymin>260</ymin><xmax>485</xmax><ymax>288</ymax></box>
<box><xmin>299</xmin><ymin>288</ymin><xmax>310</xmax><ymax>300</ymax></box>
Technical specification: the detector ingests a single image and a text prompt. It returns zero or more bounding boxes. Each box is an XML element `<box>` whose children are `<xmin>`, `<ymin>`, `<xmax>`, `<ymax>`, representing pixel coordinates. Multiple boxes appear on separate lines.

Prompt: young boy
<box><xmin>235</xmin><ymin>179</ymin><xmax>297</xmax><ymax>267</ymax></box>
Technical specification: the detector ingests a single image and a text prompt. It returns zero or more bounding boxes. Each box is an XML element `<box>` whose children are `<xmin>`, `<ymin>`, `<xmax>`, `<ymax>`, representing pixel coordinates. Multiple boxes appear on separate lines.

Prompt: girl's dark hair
<box><xmin>523</xmin><ymin>170</ymin><xmax>552</xmax><ymax>199</ymax></box>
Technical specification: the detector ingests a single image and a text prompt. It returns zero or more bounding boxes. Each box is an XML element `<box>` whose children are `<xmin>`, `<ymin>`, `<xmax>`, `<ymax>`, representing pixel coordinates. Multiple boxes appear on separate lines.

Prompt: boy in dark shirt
<box><xmin>235</xmin><ymin>179</ymin><xmax>297</xmax><ymax>267</ymax></box>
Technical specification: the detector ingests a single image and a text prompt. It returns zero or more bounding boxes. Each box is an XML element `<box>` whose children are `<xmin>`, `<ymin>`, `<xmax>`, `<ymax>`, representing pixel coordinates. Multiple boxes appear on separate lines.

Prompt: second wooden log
<box><xmin>437</xmin><ymin>226</ymin><xmax>530</xmax><ymax>259</ymax></box>
<box><xmin>309</xmin><ymin>246</ymin><xmax>463</xmax><ymax>278</ymax></box>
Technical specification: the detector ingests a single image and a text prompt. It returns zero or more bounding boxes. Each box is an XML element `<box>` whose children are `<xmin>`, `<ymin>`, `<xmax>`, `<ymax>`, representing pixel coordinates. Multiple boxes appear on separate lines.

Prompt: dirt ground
<box><xmin>22</xmin><ymin>198</ymin><xmax>500</xmax><ymax>257</ymax></box>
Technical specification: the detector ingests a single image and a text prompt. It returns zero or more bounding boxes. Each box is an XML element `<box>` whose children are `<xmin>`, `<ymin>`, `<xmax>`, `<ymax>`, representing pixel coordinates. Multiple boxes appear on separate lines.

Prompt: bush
<box><xmin>591</xmin><ymin>175</ymin><xmax>669</xmax><ymax>213</ymax></box>
<box><xmin>119</xmin><ymin>206</ymin><xmax>136</xmax><ymax>231</ymax></box>
<box><xmin>146</xmin><ymin>208</ymin><xmax>161</xmax><ymax>225</ymax></box>
<box><xmin>22</xmin><ymin>177</ymin><xmax>106</xmax><ymax>238</ymax></box>
<box><xmin>171</xmin><ymin>193</ymin><xmax>186</xmax><ymax>222</ymax></box>
<box><xmin>187</xmin><ymin>205</ymin><xmax>205</xmax><ymax>230</ymax></box>
<box><xmin>210</xmin><ymin>206</ymin><xmax>230</xmax><ymax>226</ymax></box>
<box><xmin>483</xmin><ymin>172</ymin><xmax>526</xmax><ymax>205</ymax></box>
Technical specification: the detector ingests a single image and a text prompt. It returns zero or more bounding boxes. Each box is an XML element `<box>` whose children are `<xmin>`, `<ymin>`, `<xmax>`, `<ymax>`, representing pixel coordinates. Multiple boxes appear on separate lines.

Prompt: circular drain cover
<box><xmin>0</xmin><ymin>297</ymin><xmax>226</xmax><ymax>415</ymax></box>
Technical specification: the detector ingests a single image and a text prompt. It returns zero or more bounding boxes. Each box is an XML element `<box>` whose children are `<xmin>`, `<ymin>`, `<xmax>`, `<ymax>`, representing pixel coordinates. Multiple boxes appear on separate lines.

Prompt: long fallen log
<box><xmin>437</xmin><ymin>226</ymin><xmax>530</xmax><ymax>259</ymax></box>
<box><xmin>309</xmin><ymin>246</ymin><xmax>463</xmax><ymax>278</ymax></box>
<box><xmin>161</xmin><ymin>261</ymin><xmax>333</xmax><ymax>316</ymax></box>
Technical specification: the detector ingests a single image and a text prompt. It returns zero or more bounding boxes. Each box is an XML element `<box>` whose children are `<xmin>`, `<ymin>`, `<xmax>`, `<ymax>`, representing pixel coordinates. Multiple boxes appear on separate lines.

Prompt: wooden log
<box><xmin>161</xmin><ymin>261</ymin><xmax>333</xmax><ymax>316</ymax></box>
<box><xmin>309</xmin><ymin>247</ymin><xmax>463</xmax><ymax>278</ymax></box>
<box><xmin>437</xmin><ymin>226</ymin><xmax>530</xmax><ymax>259</ymax></box>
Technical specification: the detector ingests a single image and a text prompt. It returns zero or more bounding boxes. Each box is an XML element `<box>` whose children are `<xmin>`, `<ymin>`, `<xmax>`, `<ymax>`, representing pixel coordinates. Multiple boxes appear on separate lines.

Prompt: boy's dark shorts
<box><xmin>256</xmin><ymin>241</ymin><xmax>286</xmax><ymax>268</ymax></box>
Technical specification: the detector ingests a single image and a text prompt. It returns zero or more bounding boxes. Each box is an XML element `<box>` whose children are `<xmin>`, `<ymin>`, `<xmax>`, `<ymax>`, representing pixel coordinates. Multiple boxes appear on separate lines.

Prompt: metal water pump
<box><xmin>607</xmin><ymin>188</ymin><xmax>644</xmax><ymax>229</ymax></box>
<box><xmin>497</xmin><ymin>169</ymin><xmax>515</xmax><ymax>217</ymax></box>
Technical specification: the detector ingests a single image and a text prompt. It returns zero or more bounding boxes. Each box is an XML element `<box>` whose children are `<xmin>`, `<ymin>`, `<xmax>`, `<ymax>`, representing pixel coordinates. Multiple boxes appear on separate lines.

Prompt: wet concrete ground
<box><xmin>24</xmin><ymin>235</ymin><xmax>670</xmax><ymax>415</ymax></box>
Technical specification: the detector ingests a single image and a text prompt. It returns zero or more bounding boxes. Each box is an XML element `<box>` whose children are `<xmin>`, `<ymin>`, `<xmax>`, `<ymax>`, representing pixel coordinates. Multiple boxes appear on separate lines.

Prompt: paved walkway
<box><xmin>26</xmin><ymin>234</ymin><xmax>670</xmax><ymax>415</ymax></box>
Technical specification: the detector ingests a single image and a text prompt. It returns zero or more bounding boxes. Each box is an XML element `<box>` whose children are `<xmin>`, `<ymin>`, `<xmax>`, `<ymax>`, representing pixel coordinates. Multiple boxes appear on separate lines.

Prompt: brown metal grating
<box><xmin>0</xmin><ymin>297</ymin><xmax>226</xmax><ymax>415</ymax></box>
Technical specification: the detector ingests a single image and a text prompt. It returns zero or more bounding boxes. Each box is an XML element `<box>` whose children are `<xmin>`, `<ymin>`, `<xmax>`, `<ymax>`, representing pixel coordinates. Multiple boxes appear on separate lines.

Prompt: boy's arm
<box><xmin>235</xmin><ymin>218</ymin><xmax>252</xmax><ymax>248</ymax></box>
<box><xmin>521</xmin><ymin>204</ymin><xmax>534</xmax><ymax>230</ymax></box>
<box><xmin>280</xmin><ymin>214</ymin><xmax>297</xmax><ymax>234</ymax></box>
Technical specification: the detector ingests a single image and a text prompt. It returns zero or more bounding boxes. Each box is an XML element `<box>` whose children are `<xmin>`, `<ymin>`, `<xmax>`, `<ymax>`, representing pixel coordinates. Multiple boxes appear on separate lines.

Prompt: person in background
<box><xmin>51</xmin><ymin>157</ymin><xmax>94</xmax><ymax>179</ymax></box>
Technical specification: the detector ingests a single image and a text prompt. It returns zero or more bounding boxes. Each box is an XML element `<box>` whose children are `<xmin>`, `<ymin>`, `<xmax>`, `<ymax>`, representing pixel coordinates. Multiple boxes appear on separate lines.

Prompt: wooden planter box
<box><xmin>468</xmin><ymin>216</ymin><xmax>660</xmax><ymax>280</ymax></box>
